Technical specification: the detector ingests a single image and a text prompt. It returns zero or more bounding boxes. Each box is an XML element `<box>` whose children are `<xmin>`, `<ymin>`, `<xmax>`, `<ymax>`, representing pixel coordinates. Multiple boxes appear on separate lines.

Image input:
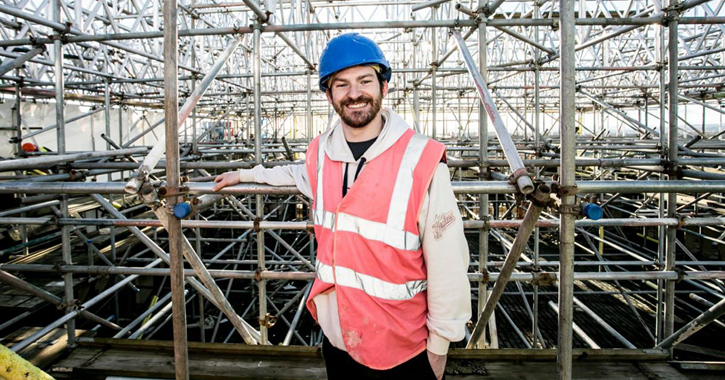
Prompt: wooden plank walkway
<box><xmin>47</xmin><ymin>339</ymin><xmax>705</xmax><ymax>380</ymax></box>
<box><xmin>1</xmin><ymin>327</ymin><xmax>82</xmax><ymax>369</ymax></box>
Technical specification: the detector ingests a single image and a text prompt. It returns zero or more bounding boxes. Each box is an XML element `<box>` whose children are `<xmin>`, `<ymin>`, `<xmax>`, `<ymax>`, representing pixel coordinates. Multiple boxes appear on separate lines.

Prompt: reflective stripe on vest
<box><xmin>386</xmin><ymin>133</ymin><xmax>429</xmax><ymax>231</ymax></box>
<box><xmin>314</xmin><ymin>210</ymin><xmax>421</xmax><ymax>251</ymax></box>
<box><xmin>315</xmin><ymin>261</ymin><xmax>427</xmax><ymax>301</ymax></box>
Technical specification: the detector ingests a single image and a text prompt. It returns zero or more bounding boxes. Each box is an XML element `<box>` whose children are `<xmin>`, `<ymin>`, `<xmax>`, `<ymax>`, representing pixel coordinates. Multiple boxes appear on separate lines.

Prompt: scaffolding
<box><xmin>1</xmin><ymin>0</ymin><xmax>725</xmax><ymax>379</ymax></box>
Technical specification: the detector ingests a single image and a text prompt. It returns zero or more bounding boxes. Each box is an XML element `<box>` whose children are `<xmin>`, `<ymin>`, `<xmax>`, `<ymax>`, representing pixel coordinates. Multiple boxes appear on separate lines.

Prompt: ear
<box><xmin>382</xmin><ymin>80</ymin><xmax>389</xmax><ymax>98</ymax></box>
<box><xmin>325</xmin><ymin>89</ymin><xmax>333</xmax><ymax>105</ymax></box>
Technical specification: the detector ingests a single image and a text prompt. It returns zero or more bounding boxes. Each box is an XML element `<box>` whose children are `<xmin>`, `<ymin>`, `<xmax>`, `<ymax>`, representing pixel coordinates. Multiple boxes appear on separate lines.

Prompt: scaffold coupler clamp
<box><xmin>250</xmin><ymin>18</ymin><xmax>266</xmax><ymax>30</ymax></box>
<box><xmin>508</xmin><ymin>167</ymin><xmax>532</xmax><ymax>195</ymax></box>
<box><xmin>509</xmin><ymin>168</ymin><xmax>529</xmax><ymax>184</ymax></box>
<box><xmin>157</xmin><ymin>185</ymin><xmax>189</xmax><ymax>200</ymax></box>
<box><xmin>551</xmin><ymin>19</ymin><xmax>560</xmax><ymax>32</ymax></box>
<box><xmin>664</xmin><ymin>1</ymin><xmax>685</xmax><ymax>13</ymax></box>
<box><xmin>675</xmin><ymin>267</ymin><xmax>686</xmax><ymax>284</ymax></box>
<box><xmin>552</xmin><ymin>182</ymin><xmax>578</xmax><ymax>197</ymax></box>
<box><xmin>68</xmin><ymin>169</ymin><xmax>84</xmax><ymax>181</ymax></box>
<box><xmin>478</xmin><ymin>268</ymin><xmax>489</xmax><ymax>283</ymax></box>
<box><xmin>558</xmin><ymin>203</ymin><xmax>581</xmax><ymax>216</ymax></box>
<box><xmin>676</xmin><ymin>214</ymin><xmax>687</xmax><ymax>230</ymax></box>
<box><xmin>662</xmin><ymin>159</ymin><xmax>676</xmax><ymax>177</ymax></box>
<box><xmin>52</xmin><ymin>262</ymin><xmax>64</xmax><ymax>276</ymax></box>
<box><xmin>552</xmin><ymin>183</ymin><xmax>580</xmax><ymax>215</ymax></box>
<box><xmin>254</xmin><ymin>267</ymin><xmax>265</xmax><ymax>282</ymax></box>
<box><xmin>259</xmin><ymin>313</ymin><xmax>277</xmax><ymax>328</ymax></box>
<box><xmin>59</xmin><ymin>298</ymin><xmax>80</xmax><ymax>311</ymax></box>
<box><xmin>140</xmin><ymin>185</ymin><xmax>162</xmax><ymax>209</ymax></box>
<box><xmin>529</xmin><ymin>181</ymin><xmax>553</xmax><ymax>208</ymax></box>
<box><xmin>30</xmin><ymin>42</ymin><xmax>46</xmax><ymax>54</ymax></box>
<box><xmin>481</xmin><ymin>214</ymin><xmax>491</xmax><ymax>231</ymax></box>
<box><xmin>662</xmin><ymin>8</ymin><xmax>680</xmax><ymax>25</ymax></box>
<box><xmin>478</xmin><ymin>165</ymin><xmax>491</xmax><ymax>180</ymax></box>
<box><xmin>531</xmin><ymin>271</ymin><xmax>556</xmax><ymax>287</ymax></box>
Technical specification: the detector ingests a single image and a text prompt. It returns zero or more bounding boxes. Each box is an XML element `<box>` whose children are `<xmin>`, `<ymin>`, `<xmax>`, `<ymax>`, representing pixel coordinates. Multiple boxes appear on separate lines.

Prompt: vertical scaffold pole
<box><xmin>665</xmin><ymin>1</ymin><xmax>680</xmax><ymax>344</ymax></box>
<box><xmin>558</xmin><ymin>0</ymin><xmax>576</xmax><ymax>378</ymax></box>
<box><xmin>105</xmin><ymin>79</ymin><xmax>114</xmax><ymax>206</ymax></box>
<box><xmin>163</xmin><ymin>0</ymin><xmax>190</xmax><ymax>378</ymax></box>
<box><xmin>431</xmin><ymin>6</ymin><xmax>437</xmax><ymax>139</ymax></box>
<box><xmin>253</xmin><ymin>21</ymin><xmax>269</xmax><ymax>344</ymax></box>
<box><xmin>53</xmin><ymin>0</ymin><xmax>75</xmax><ymax>349</ymax></box>
<box><xmin>656</xmin><ymin>0</ymin><xmax>667</xmax><ymax>344</ymax></box>
<box><xmin>307</xmin><ymin>70</ymin><xmax>312</xmax><ymax>142</ymax></box>
<box><xmin>14</xmin><ymin>80</ymin><xmax>21</xmax><ymax>154</ymax></box>
<box><xmin>191</xmin><ymin>6</ymin><xmax>198</xmax><ymax>153</ymax></box>
<box><xmin>476</xmin><ymin>12</ymin><xmax>489</xmax><ymax>348</ymax></box>
<box><xmin>532</xmin><ymin>0</ymin><xmax>542</xmax><ymax>348</ymax></box>
<box><xmin>105</xmin><ymin>81</ymin><xmax>111</xmax><ymax>151</ymax></box>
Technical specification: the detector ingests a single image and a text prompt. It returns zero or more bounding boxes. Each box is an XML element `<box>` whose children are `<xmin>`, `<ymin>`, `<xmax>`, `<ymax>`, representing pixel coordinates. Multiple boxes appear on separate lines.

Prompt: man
<box><xmin>214</xmin><ymin>33</ymin><xmax>471</xmax><ymax>380</ymax></box>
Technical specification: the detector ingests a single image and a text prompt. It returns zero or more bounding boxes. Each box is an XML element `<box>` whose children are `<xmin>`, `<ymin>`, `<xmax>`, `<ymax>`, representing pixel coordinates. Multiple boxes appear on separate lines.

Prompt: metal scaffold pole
<box><xmin>476</xmin><ymin>10</ymin><xmax>489</xmax><ymax>348</ymax></box>
<box><xmin>655</xmin><ymin>0</ymin><xmax>668</xmax><ymax>344</ymax></box>
<box><xmin>664</xmin><ymin>0</ymin><xmax>681</xmax><ymax>345</ymax></box>
<box><xmin>50</xmin><ymin>0</ymin><xmax>76</xmax><ymax>349</ymax></box>
<box><xmin>431</xmin><ymin>6</ymin><xmax>438</xmax><ymax>139</ymax></box>
<box><xmin>253</xmin><ymin>18</ymin><xmax>269</xmax><ymax>345</ymax></box>
<box><xmin>163</xmin><ymin>0</ymin><xmax>189</xmax><ymax>377</ymax></box>
<box><xmin>532</xmin><ymin>0</ymin><xmax>543</xmax><ymax>348</ymax></box>
<box><xmin>558</xmin><ymin>0</ymin><xmax>576</xmax><ymax>378</ymax></box>
<box><xmin>307</xmin><ymin>70</ymin><xmax>313</xmax><ymax>141</ymax></box>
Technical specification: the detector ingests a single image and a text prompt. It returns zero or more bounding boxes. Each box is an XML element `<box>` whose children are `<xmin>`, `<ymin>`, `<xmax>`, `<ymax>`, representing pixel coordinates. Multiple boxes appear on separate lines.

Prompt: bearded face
<box><xmin>327</xmin><ymin>66</ymin><xmax>388</xmax><ymax>129</ymax></box>
<box><xmin>331</xmin><ymin>90</ymin><xmax>383</xmax><ymax>129</ymax></box>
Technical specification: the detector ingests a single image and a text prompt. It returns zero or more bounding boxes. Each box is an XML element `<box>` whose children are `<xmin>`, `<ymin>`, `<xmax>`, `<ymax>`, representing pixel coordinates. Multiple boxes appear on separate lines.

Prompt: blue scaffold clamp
<box><xmin>173</xmin><ymin>202</ymin><xmax>193</xmax><ymax>219</ymax></box>
<box><xmin>581</xmin><ymin>202</ymin><xmax>603</xmax><ymax>220</ymax></box>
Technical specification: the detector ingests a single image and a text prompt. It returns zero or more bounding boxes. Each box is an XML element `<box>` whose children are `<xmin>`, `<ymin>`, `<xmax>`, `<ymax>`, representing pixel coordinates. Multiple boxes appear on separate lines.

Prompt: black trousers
<box><xmin>322</xmin><ymin>336</ymin><xmax>438</xmax><ymax>380</ymax></box>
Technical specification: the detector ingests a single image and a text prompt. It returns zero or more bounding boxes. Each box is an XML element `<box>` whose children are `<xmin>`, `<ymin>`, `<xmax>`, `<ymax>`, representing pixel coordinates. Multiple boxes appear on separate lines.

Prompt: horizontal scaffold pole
<box><xmin>0</xmin><ymin>264</ymin><xmax>722</xmax><ymax>283</ymax></box>
<box><xmin>2</xmin><ymin>18</ymin><xmax>725</xmax><ymax>47</ymax></box>
<box><xmin>1</xmin><ymin>180</ymin><xmax>725</xmax><ymax>196</ymax></box>
<box><xmin>4</xmin><ymin>216</ymin><xmax>725</xmax><ymax>230</ymax></box>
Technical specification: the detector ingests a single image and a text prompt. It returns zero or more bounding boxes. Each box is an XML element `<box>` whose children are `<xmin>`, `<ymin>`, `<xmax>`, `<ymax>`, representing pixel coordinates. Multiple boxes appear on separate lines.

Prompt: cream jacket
<box><xmin>239</xmin><ymin>107</ymin><xmax>471</xmax><ymax>355</ymax></box>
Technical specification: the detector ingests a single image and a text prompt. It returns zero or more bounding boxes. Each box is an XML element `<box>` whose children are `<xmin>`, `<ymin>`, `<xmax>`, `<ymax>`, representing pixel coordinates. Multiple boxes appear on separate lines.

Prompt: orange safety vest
<box><xmin>305</xmin><ymin>128</ymin><xmax>446</xmax><ymax>369</ymax></box>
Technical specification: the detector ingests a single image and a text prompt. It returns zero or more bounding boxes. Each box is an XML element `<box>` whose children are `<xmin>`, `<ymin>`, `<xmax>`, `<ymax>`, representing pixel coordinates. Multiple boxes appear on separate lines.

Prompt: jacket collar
<box><xmin>322</xmin><ymin>107</ymin><xmax>412</xmax><ymax>163</ymax></box>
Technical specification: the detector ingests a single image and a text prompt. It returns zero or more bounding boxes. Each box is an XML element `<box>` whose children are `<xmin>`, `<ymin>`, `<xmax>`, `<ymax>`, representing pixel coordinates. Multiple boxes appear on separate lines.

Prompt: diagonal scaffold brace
<box><xmin>452</xmin><ymin>28</ymin><xmax>550</xmax><ymax>348</ymax></box>
<box><xmin>140</xmin><ymin>188</ymin><xmax>261</xmax><ymax>345</ymax></box>
<box><xmin>466</xmin><ymin>183</ymin><xmax>552</xmax><ymax>348</ymax></box>
<box><xmin>124</xmin><ymin>35</ymin><xmax>243</xmax><ymax>195</ymax></box>
<box><xmin>91</xmin><ymin>193</ymin><xmax>261</xmax><ymax>344</ymax></box>
<box><xmin>451</xmin><ymin>29</ymin><xmax>535</xmax><ymax>195</ymax></box>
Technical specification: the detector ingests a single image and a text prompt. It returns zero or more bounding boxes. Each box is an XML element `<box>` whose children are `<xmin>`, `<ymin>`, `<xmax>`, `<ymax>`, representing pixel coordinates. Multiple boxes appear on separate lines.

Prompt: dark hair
<box><xmin>325</xmin><ymin>66</ymin><xmax>387</xmax><ymax>96</ymax></box>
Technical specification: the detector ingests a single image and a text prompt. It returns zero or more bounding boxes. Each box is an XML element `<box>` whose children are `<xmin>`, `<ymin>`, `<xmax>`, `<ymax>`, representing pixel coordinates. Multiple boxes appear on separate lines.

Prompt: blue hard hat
<box><xmin>318</xmin><ymin>33</ymin><xmax>392</xmax><ymax>91</ymax></box>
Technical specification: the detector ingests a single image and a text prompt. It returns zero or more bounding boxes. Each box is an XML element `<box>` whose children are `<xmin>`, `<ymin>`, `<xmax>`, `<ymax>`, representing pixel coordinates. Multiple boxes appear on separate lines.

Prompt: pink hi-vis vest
<box><xmin>305</xmin><ymin>128</ymin><xmax>446</xmax><ymax>369</ymax></box>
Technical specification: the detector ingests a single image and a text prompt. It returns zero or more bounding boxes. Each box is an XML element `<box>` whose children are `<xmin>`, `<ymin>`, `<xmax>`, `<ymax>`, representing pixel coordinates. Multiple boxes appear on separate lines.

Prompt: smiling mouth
<box><xmin>345</xmin><ymin>102</ymin><xmax>368</xmax><ymax>110</ymax></box>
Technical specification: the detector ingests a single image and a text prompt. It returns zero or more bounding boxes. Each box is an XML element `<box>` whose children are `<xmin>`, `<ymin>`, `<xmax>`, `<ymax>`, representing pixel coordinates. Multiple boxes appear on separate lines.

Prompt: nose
<box><xmin>347</xmin><ymin>83</ymin><xmax>363</xmax><ymax>99</ymax></box>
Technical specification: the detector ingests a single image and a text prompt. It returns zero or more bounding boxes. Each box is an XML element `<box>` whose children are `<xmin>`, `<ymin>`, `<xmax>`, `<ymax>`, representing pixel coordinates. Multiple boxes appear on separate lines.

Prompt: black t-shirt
<box><xmin>347</xmin><ymin>137</ymin><xmax>377</xmax><ymax>161</ymax></box>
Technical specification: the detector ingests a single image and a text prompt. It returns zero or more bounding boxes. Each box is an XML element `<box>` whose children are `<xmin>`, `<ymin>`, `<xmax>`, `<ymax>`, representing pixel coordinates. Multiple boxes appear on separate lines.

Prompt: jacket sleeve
<box><xmin>239</xmin><ymin>164</ymin><xmax>313</xmax><ymax>199</ymax></box>
<box><xmin>419</xmin><ymin>163</ymin><xmax>472</xmax><ymax>355</ymax></box>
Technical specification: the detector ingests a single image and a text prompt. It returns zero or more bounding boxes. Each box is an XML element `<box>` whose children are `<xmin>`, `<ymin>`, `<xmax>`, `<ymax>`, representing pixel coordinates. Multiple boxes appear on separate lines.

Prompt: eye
<box><xmin>361</xmin><ymin>80</ymin><xmax>372</xmax><ymax>85</ymax></box>
<box><xmin>334</xmin><ymin>83</ymin><xmax>348</xmax><ymax>89</ymax></box>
